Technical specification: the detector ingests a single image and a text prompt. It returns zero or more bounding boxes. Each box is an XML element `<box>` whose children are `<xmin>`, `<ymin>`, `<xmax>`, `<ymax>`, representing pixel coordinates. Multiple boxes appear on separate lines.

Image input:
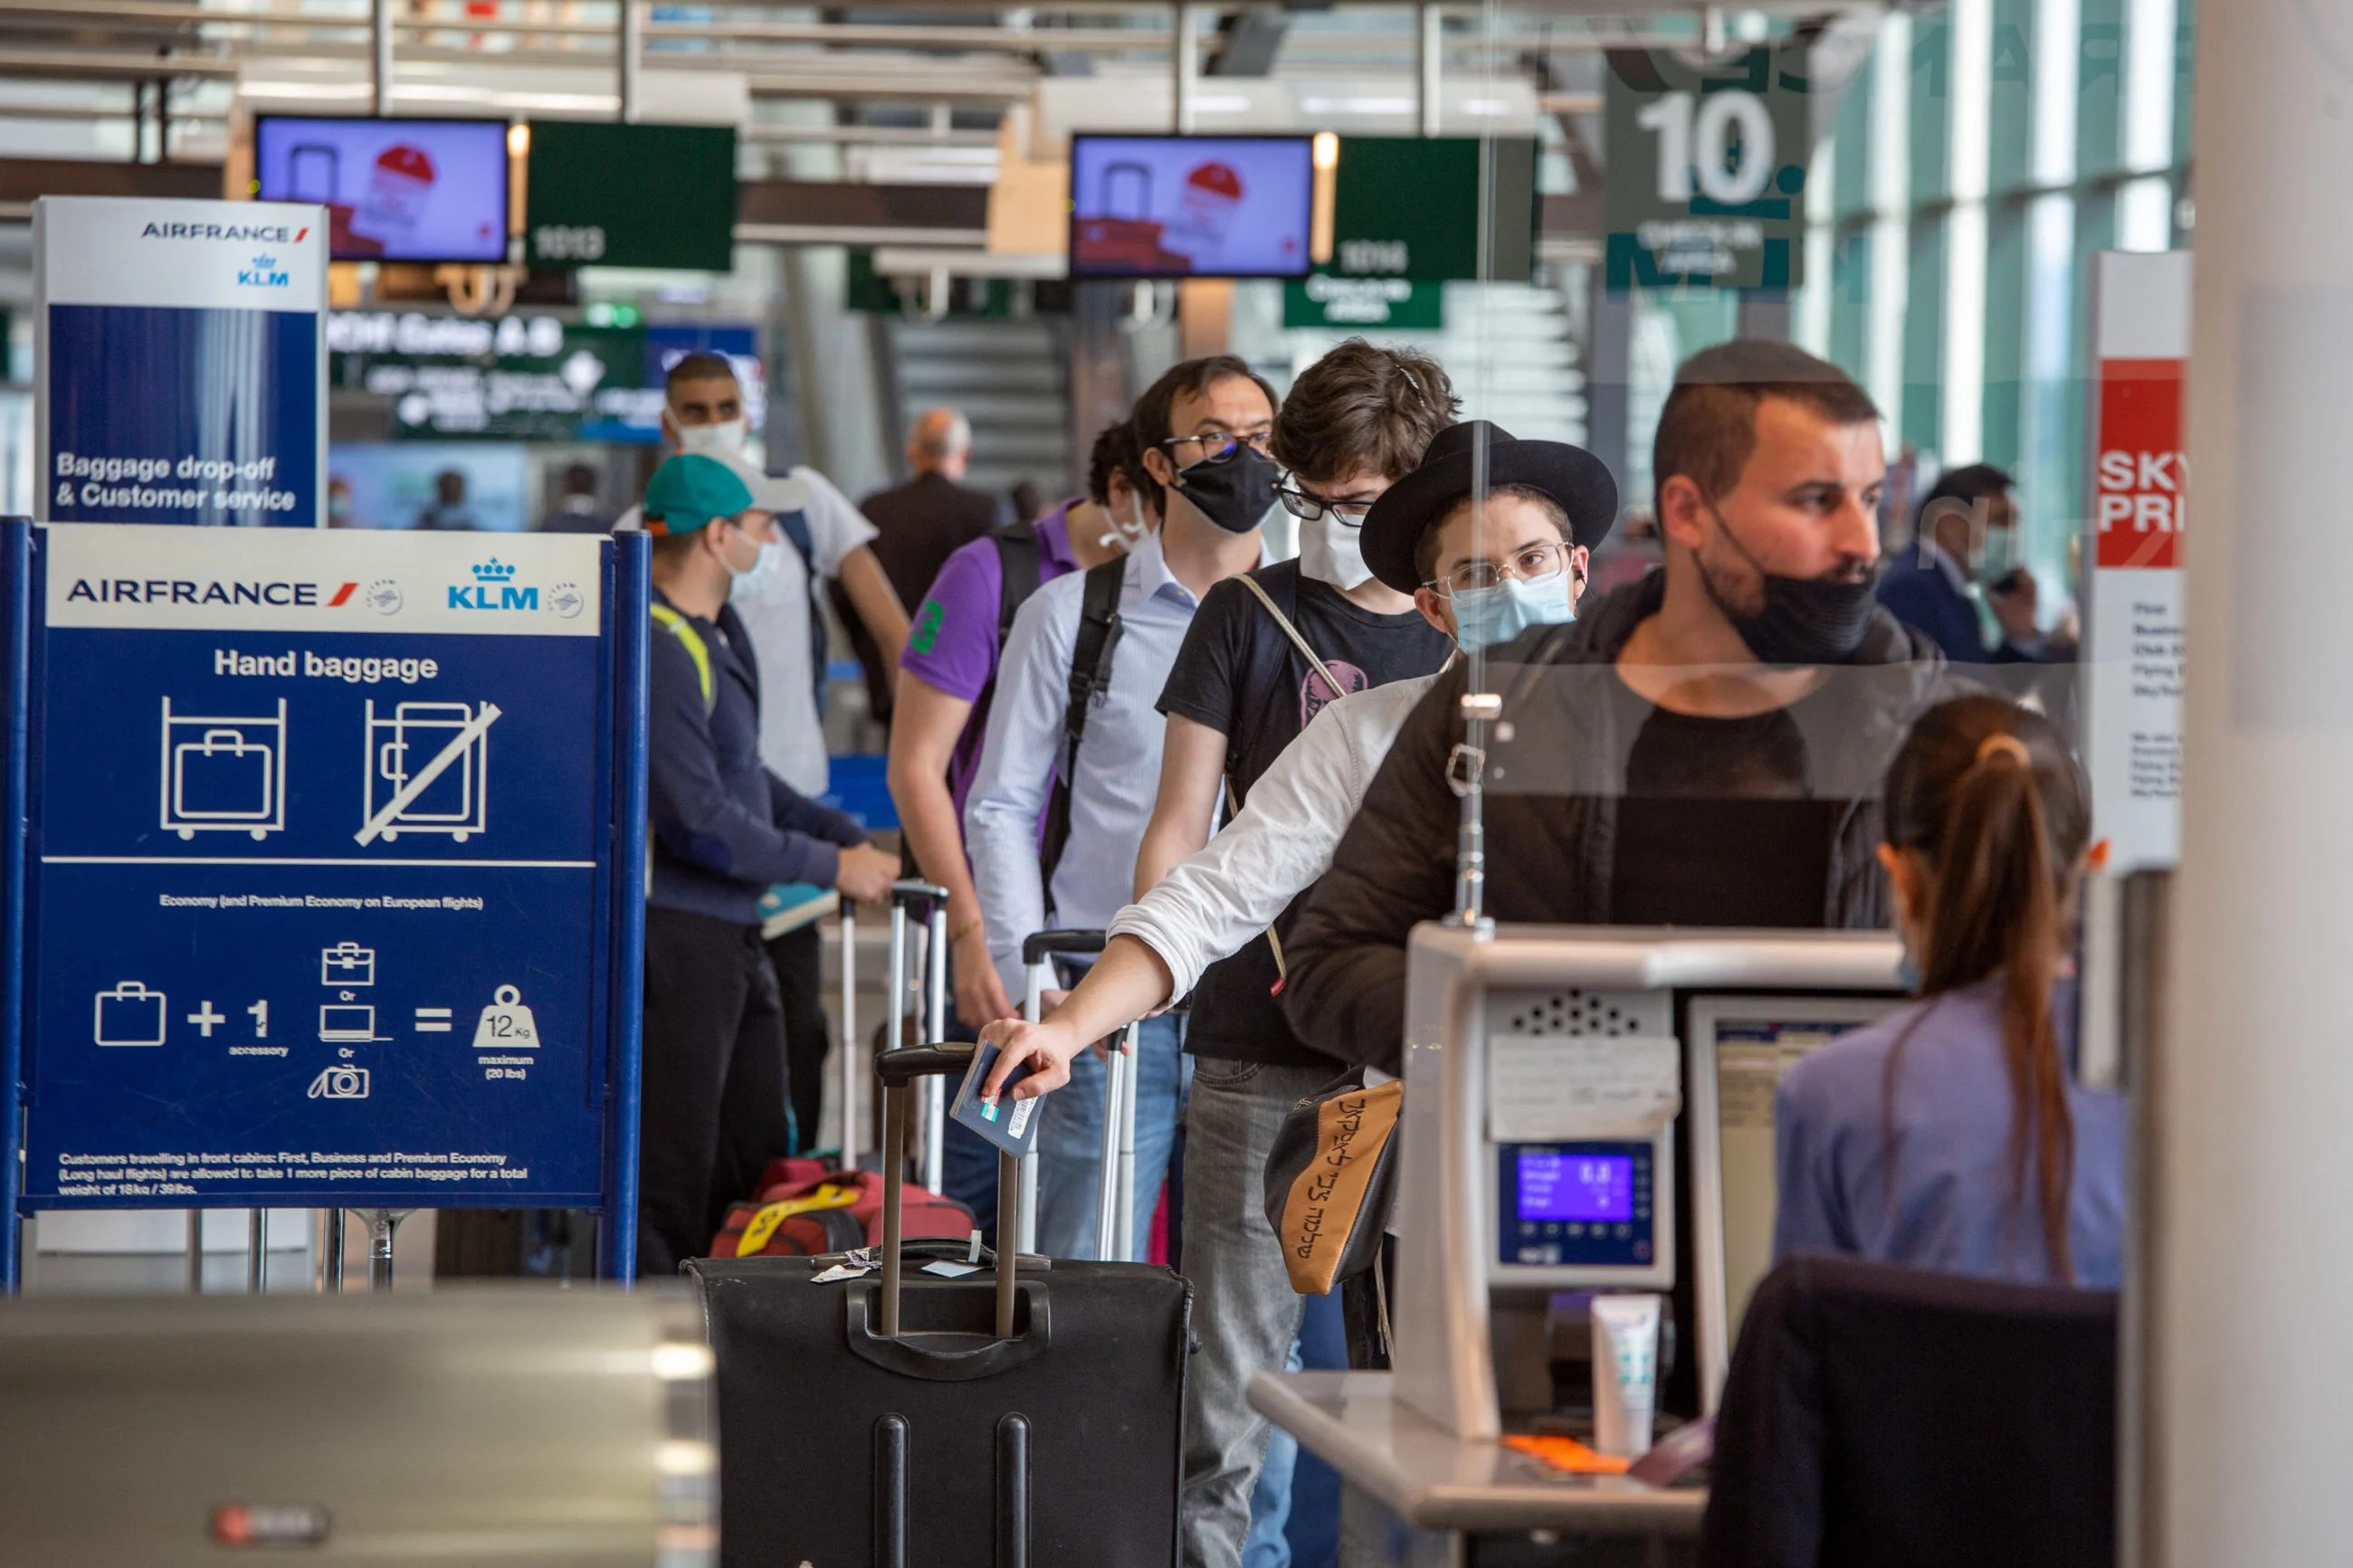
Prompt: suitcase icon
<box><xmin>94</xmin><ymin>981</ymin><xmax>167</xmax><ymax>1047</ymax></box>
<box><xmin>174</xmin><ymin>729</ymin><xmax>272</xmax><ymax>821</ymax></box>
<box><xmin>320</xmin><ymin>942</ymin><xmax>375</xmax><ymax>986</ymax></box>
<box><xmin>159</xmin><ymin>698</ymin><xmax>287</xmax><ymax>841</ymax></box>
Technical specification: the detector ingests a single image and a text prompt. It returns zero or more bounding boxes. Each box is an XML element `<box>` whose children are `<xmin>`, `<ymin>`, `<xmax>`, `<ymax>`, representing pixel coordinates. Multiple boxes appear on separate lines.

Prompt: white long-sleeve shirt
<box><xmin>1107</xmin><ymin>670</ymin><xmax>1441</xmax><ymax>999</ymax></box>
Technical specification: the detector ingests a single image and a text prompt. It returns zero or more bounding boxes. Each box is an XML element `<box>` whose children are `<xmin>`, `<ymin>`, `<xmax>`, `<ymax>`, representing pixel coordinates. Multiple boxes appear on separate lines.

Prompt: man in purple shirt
<box><xmin>888</xmin><ymin>421</ymin><xmax>1158</xmax><ymax>1033</ymax></box>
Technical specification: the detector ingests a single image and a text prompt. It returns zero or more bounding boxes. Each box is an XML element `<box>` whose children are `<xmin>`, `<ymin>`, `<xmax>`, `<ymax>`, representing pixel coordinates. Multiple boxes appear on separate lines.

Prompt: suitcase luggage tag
<box><xmin>472</xmin><ymin>985</ymin><xmax>538</xmax><ymax>1049</ymax></box>
<box><xmin>948</xmin><ymin>1041</ymin><xmax>1040</xmax><ymax>1159</ymax></box>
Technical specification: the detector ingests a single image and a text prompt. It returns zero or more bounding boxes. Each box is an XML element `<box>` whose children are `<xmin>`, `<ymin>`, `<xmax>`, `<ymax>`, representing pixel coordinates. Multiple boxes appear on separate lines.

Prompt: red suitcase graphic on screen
<box><xmin>93</xmin><ymin>981</ymin><xmax>167</xmax><ymax>1047</ymax></box>
<box><xmin>159</xmin><ymin>698</ymin><xmax>287</xmax><ymax>841</ymax></box>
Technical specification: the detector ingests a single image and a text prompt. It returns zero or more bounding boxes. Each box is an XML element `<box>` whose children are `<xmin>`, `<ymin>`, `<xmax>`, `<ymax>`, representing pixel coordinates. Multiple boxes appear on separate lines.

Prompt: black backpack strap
<box><xmin>1037</xmin><ymin>557</ymin><xmax>1127</xmax><ymax>908</ymax></box>
<box><xmin>992</xmin><ymin>517</ymin><xmax>1044</xmax><ymax>644</ymax></box>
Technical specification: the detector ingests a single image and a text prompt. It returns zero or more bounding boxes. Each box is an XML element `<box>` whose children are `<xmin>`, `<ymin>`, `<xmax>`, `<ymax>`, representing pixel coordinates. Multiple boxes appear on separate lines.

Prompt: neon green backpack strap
<box><xmin>649</xmin><ymin>603</ymin><xmax>714</xmax><ymax>714</ymax></box>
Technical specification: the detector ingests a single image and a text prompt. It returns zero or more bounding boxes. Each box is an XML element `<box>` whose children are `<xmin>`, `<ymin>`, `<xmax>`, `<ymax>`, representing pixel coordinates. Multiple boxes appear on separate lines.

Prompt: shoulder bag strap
<box><xmin>1234</xmin><ymin>571</ymin><xmax>1343</xmax><ymax>695</ymax></box>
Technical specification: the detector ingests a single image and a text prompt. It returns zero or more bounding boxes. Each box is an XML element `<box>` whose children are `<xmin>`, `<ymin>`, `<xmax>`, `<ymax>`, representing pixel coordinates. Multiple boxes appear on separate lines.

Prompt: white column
<box><xmin>2163</xmin><ymin>2</ymin><xmax>2353</xmax><ymax>1562</ymax></box>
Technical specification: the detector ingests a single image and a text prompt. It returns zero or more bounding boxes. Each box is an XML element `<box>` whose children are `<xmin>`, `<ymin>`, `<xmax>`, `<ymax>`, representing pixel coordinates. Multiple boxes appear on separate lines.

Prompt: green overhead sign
<box><xmin>526</xmin><ymin>121</ymin><xmax>738</xmax><ymax>272</ymax></box>
<box><xmin>1282</xmin><ymin>276</ymin><xmax>1443</xmax><ymax>330</ymax></box>
<box><xmin>1603</xmin><ymin>44</ymin><xmax>1811</xmax><ymax>290</ymax></box>
<box><xmin>1327</xmin><ymin>137</ymin><xmax>1537</xmax><ymax>284</ymax></box>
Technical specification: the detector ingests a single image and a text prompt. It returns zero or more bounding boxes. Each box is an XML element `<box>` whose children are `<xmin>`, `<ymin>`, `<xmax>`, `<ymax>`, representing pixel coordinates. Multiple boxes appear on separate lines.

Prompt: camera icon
<box><xmin>307</xmin><ymin>1065</ymin><xmax>370</xmax><ymax>1100</ymax></box>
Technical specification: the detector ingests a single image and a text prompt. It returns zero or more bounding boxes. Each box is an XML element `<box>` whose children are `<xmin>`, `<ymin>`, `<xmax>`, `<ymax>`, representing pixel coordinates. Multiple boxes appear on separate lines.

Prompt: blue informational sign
<box><xmin>36</xmin><ymin>197</ymin><xmax>329</xmax><ymax>527</ymax></box>
<box><xmin>0</xmin><ymin>521</ymin><xmax>651</xmax><ymax>1285</ymax></box>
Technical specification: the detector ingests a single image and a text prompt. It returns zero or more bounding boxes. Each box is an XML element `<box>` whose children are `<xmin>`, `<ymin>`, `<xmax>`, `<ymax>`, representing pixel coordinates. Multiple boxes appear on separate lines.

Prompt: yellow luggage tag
<box><xmin>736</xmin><ymin>1183</ymin><xmax>862</xmax><ymax>1257</ymax></box>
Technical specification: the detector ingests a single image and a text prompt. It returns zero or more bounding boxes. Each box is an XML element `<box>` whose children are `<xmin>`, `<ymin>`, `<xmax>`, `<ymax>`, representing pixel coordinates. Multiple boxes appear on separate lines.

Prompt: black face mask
<box><xmin>1173</xmin><ymin>446</ymin><xmax>1279</xmax><ymax>534</ymax></box>
<box><xmin>1700</xmin><ymin>501</ymin><xmax>1881</xmax><ymax>666</ymax></box>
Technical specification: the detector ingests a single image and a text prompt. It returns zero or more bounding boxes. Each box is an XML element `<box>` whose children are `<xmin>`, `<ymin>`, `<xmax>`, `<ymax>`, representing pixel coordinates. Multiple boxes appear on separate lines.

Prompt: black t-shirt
<box><xmin>1157</xmin><ymin>559</ymin><xmax>1454</xmax><ymax>1063</ymax></box>
<box><xmin>1607</xmin><ymin>689</ymin><xmax>1846</xmax><ymax>928</ymax></box>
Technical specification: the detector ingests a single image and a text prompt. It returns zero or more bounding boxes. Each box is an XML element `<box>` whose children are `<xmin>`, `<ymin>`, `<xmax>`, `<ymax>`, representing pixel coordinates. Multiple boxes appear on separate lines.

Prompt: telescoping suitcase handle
<box><xmin>874</xmin><ymin>1043</ymin><xmax>1029</xmax><ymax>1344</ymax></box>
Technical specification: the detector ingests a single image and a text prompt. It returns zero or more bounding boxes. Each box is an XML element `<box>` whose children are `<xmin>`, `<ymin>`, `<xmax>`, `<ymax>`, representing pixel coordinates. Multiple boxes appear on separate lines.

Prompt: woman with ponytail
<box><xmin>1772</xmin><ymin>694</ymin><xmax>2127</xmax><ymax>1287</ymax></box>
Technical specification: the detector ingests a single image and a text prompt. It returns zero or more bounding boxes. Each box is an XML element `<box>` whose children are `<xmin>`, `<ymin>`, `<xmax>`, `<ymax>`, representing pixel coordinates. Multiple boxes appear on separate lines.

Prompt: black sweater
<box><xmin>1278</xmin><ymin>572</ymin><xmax>1955</xmax><ymax>1073</ymax></box>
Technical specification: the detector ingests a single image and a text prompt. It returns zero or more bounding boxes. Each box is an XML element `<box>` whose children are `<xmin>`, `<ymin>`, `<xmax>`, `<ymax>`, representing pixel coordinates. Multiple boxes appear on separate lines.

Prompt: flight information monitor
<box><xmin>1069</xmin><ymin>135</ymin><xmax>1314</xmax><ymax>279</ymax></box>
<box><xmin>1687</xmin><ymin>995</ymin><xmax>1900</xmax><ymax>1413</ymax></box>
<box><xmin>254</xmin><ymin>117</ymin><xmax>510</xmax><ymax>263</ymax></box>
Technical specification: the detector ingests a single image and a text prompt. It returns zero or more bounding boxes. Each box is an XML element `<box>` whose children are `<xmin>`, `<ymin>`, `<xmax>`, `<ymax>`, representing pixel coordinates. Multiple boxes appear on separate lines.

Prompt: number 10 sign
<box><xmin>1604</xmin><ymin>45</ymin><xmax>1812</xmax><ymax>291</ymax></box>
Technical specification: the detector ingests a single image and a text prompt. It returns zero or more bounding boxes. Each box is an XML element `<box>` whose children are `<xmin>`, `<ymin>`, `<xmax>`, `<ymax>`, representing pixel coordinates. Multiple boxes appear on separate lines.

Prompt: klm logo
<box><xmin>239</xmin><ymin>252</ymin><xmax>291</xmax><ymax>289</ymax></box>
<box><xmin>449</xmin><ymin>558</ymin><xmax>538</xmax><ymax>612</ymax></box>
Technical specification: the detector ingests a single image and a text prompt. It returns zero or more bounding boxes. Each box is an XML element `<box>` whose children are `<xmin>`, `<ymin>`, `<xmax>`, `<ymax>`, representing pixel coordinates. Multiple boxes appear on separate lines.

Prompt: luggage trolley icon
<box><xmin>160</xmin><ymin>698</ymin><xmax>287</xmax><ymax>841</ymax></box>
<box><xmin>358</xmin><ymin>699</ymin><xmax>500</xmax><ymax>845</ymax></box>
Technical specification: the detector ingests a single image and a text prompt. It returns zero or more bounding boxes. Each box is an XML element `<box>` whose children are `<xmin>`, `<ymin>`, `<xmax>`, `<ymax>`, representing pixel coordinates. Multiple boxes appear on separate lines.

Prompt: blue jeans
<box><xmin>1034</xmin><ymin>1014</ymin><xmax>1188</xmax><ymax>1260</ymax></box>
<box><xmin>1242</xmin><ymin>1338</ymin><xmax>1304</xmax><ymax>1568</ymax></box>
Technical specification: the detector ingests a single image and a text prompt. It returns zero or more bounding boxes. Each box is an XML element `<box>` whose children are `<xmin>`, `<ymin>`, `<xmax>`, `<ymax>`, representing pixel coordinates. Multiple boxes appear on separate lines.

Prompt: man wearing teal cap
<box><xmin>640</xmin><ymin>453</ymin><xmax>900</xmax><ymax>1276</ymax></box>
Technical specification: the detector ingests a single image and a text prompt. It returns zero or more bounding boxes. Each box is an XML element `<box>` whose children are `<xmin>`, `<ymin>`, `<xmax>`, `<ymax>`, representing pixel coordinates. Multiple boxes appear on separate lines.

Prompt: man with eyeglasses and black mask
<box><xmin>1282</xmin><ymin>339</ymin><xmax>1957</xmax><ymax>1075</ymax></box>
<box><xmin>964</xmin><ymin>355</ymin><xmax>1280</xmax><ymax>1260</ymax></box>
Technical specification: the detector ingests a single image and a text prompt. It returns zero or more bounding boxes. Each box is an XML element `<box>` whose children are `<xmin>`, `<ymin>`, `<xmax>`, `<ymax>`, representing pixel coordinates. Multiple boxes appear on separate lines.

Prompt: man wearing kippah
<box><xmin>639</xmin><ymin>453</ymin><xmax>900</xmax><ymax>1277</ymax></box>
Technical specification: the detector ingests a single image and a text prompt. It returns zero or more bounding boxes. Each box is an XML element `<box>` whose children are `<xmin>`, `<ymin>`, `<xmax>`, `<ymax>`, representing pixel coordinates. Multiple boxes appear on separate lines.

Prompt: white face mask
<box><xmin>1297</xmin><ymin>513</ymin><xmax>1376</xmax><ymax>591</ymax></box>
<box><xmin>675</xmin><ymin>416</ymin><xmax>748</xmax><ymax>459</ymax></box>
<box><xmin>1097</xmin><ymin>494</ymin><xmax>1150</xmax><ymax>555</ymax></box>
<box><xmin>726</xmin><ymin>535</ymin><xmax>785</xmax><ymax>597</ymax></box>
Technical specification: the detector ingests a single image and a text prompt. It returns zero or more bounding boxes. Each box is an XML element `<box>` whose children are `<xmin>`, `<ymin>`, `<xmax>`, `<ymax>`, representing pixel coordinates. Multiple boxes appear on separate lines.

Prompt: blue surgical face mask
<box><xmin>1450</xmin><ymin>569</ymin><xmax>1575</xmax><ymax>652</ymax></box>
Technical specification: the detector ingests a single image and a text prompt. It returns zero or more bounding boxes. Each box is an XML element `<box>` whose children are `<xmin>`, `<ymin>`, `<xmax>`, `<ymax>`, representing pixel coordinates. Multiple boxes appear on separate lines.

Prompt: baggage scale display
<box><xmin>0</xmin><ymin>520</ymin><xmax>651</xmax><ymax>1285</ymax></box>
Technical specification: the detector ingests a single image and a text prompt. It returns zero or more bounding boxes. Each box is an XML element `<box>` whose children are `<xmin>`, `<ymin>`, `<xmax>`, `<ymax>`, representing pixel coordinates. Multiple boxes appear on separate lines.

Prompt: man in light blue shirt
<box><xmin>964</xmin><ymin>355</ymin><xmax>1280</xmax><ymax>1259</ymax></box>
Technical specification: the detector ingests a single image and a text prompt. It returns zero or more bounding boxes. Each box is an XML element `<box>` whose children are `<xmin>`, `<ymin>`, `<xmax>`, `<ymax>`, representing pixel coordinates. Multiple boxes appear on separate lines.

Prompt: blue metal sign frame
<box><xmin>0</xmin><ymin>520</ymin><xmax>650</xmax><ymax>1287</ymax></box>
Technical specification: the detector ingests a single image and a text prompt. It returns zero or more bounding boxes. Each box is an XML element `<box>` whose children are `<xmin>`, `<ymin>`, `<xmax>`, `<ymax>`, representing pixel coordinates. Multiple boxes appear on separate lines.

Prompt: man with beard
<box><xmin>1281</xmin><ymin>340</ymin><xmax>1955</xmax><ymax>1070</ymax></box>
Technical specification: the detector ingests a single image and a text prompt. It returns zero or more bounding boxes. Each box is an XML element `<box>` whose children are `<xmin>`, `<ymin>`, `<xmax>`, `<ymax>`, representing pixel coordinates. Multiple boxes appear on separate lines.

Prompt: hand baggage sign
<box><xmin>0</xmin><ymin>521</ymin><xmax>652</xmax><ymax>1284</ymax></box>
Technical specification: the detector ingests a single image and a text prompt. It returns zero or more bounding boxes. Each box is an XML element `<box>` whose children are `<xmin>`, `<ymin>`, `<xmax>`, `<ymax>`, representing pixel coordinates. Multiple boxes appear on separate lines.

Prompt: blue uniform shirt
<box><xmin>647</xmin><ymin>586</ymin><xmax>867</xmax><ymax>926</ymax></box>
<box><xmin>1773</xmin><ymin>977</ymin><xmax>2127</xmax><ymax>1288</ymax></box>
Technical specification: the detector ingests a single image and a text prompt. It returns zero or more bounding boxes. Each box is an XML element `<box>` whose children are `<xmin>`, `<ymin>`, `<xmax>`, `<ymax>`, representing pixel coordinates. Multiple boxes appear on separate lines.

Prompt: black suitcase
<box><xmin>688</xmin><ymin>1043</ymin><xmax>1192</xmax><ymax>1568</ymax></box>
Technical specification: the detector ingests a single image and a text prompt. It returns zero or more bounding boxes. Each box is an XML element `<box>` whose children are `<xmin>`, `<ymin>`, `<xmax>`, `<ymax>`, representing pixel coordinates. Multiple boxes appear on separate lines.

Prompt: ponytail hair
<box><xmin>1881</xmin><ymin>695</ymin><xmax>2091</xmax><ymax>1280</ymax></box>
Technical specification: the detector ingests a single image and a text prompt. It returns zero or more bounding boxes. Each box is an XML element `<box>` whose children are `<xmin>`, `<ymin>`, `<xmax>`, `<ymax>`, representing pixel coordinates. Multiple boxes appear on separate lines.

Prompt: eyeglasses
<box><xmin>1161</xmin><ymin>429</ymin><xmax>1272</xmax><ymax>466</ymax></box>
<box><xmin>1276</xmin><ymin>482</ymin><xmax>1374</xmax><ymax>527</ymax></box>
<box><xmin>1425</xmin><ymin>539</ymin><xmax>1572</xmax><ymax>596</ymax></box>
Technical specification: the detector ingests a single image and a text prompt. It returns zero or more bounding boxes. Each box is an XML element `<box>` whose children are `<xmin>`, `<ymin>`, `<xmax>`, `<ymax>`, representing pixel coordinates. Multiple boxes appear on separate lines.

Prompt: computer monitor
<box><xmin>1686</xmin><ymin>994</ymin><xmax>1900</xmax><ymax>1415</ymax></box>
<box><xmin>1067</xmin><ymin>135</ymin><xmax>1314</xmax><ymax>279</ymax></box>
<box><xmin>253</xmin><ymin>117</ymin><xmax>510</xmax><ymax>263</ymax></box>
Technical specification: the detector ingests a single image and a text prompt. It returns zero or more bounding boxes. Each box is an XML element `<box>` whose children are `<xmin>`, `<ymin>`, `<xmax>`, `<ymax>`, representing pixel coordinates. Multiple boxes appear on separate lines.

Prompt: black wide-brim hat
<box><xmin>1360</xmin><ymin>420</ymin><xmax>1620</xmax><ymax>595</ymax></box>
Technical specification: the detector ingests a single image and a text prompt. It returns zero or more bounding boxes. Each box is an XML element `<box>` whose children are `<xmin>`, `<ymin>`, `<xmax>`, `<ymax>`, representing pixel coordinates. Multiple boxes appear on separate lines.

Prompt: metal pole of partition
<box><xmin>247</xmin><ymin>1209</ymin><xmax>263</xmax><ymax>1294</ymax></box>
<box><xmin>1093</xmin><ymin>1046</ymin><xmax>1126</xmax><ymax>1260</ymax></box>
<box><xmin>369</xmin><ymin>0</ymin><xmax>394</xmax><ymax>117</ymax></box>
<box><xmin>1170</xmin><ymin>1</ymin><xmax>1197</xmax><ymax>134</ymax></box>
<box><xmin>922</xmin><ymin>899</ymin><xmax>948</xmax><ymax>1194</ymax></box>
<box><xmin>618</xmin><ymin>0</ymin><xmax>643</xmax><ymax>123</ymax></box>
<box><xmin>186</xmin><ymin>1211</ymin><xmax>203</xmax><ymax>1294</ymax></box>
<box><xmin>1416</xmin><ymin>2</ymin><xmax>1442</xmax><ymax>138</ymax></box>
<box><xmin>365</xmin><ymin>1210</ymin><xmax>403</xmax><ymax>1293</ymax></box>
<box><xmin>1018</xmin><ymin>962</ymin><xmax>1043</xmax><ymax>1254</ymax></box>
<box><xmin>886</xmin><ymin>900</ymin><xmax>909</xmax><ymax>1059</ymax></box>
<box><xmin>1113</xmin><ymin>1023</ymin><xmax>1139</xmax><ymax>1262</ymax></box>
<box><xmin>319</xmin><ymin>1209</ymin><xmax>344</xmax><ymax>1294</ymax></box>
<box><xmin>839</xmin><ymin>904</ymin><xmax>860</xmax><ymax>1168</ymax></box>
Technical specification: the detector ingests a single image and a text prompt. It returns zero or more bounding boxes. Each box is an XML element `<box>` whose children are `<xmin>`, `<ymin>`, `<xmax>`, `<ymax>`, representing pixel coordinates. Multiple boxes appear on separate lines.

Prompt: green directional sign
<box><xmin>526</xmin><ymin>121</ymin><xmax>738</xmax><ymax>272</ymax></box>
<box><xmin>1327</xmin><ymin>137</ymin><xmax>1536</xmax><ymax>284</ymax></box>
<box><xmin>1282</xmin><ymin>275</ymin><xmax>1443</xmax><ymax>330</ymax></box>
<box><xmin>1603</xmin><ymin>44</ymin><xmax>1811</xmax><ymax>290</ymax></box>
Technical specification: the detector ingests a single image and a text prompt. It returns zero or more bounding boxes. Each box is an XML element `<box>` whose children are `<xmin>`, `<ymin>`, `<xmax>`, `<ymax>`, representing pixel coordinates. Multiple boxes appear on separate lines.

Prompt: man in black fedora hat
<box><xmin>1282</xmin><ymin>339</ymin><xmax>1958</xmax><ymax>1077</ymax></box>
